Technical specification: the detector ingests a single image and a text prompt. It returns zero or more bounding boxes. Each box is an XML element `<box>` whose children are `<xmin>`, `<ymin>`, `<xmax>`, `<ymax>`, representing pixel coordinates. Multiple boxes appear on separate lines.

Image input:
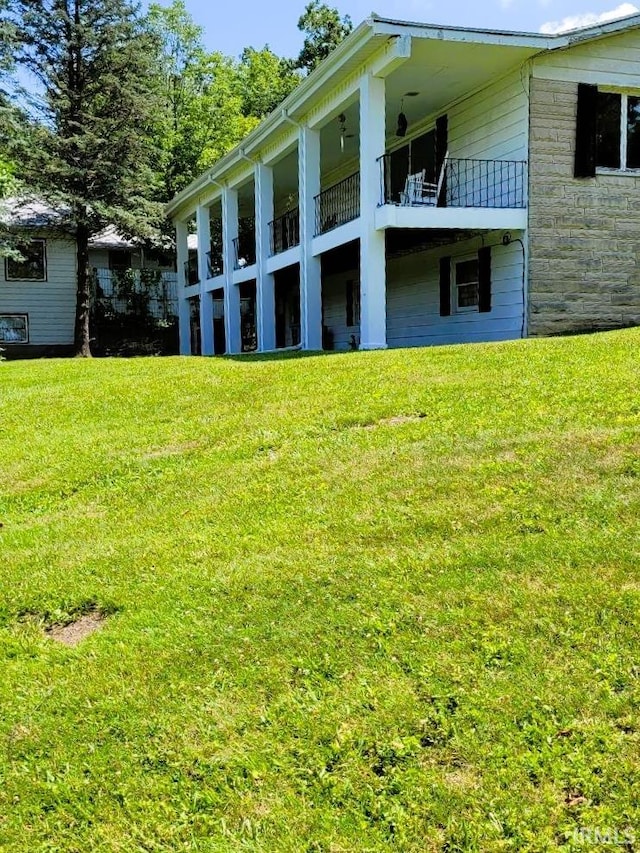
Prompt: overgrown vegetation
<box><xmin>0</xmin><ymin>330</ymin><xmax>639</xmax><ymax>850</ymax></box>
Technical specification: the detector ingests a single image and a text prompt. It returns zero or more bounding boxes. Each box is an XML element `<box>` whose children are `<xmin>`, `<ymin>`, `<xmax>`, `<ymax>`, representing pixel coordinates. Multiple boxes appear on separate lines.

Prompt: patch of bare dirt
<box><xmin>364</xmin><ymin>413</ymin><xmax>428</xmax><ymax>429</ymax></box>
<box><xmin>46</xmin><ymin>610</ymin><xmax>107</xmax><ymax>647</ymax></box>
<box><xmin>143</xmin><ymin>440</ymin><xmax>202</xmax><ymax>460</ymax></box>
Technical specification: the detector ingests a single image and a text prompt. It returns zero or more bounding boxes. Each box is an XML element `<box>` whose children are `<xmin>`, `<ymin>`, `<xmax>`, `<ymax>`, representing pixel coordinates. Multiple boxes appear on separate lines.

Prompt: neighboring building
<box><xmin>0</xmin><ymin>200</ymin><xmax>178</xmax><ymax>357</ymax></box>
<box><xmin>166</xmin><ymin>12</ymin><xmax>640</xmax><ymax>356</ymax></box>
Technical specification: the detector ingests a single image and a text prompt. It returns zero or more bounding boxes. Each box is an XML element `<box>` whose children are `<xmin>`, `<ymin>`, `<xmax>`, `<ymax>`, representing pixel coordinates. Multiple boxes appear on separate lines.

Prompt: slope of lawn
<box><xmin>0</xmin><ymin>329</ymin><xmax>639</xmax><ymax>852</ymax></box>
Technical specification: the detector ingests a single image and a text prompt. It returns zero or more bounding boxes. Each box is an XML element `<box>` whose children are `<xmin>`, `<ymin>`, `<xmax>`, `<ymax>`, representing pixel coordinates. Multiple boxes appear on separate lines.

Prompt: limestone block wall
<box><xmin>528</xmin><ymin>77</ymin><xmax>640</xmax><ymax>335</ymax></box>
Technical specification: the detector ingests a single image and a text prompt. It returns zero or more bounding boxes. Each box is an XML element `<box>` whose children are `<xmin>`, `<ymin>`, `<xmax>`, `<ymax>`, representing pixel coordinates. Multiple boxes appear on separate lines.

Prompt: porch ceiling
<box><xmin>384</xmin><ymin>40</ymin><xmax>539</xmax><ymax>136</ymax></box>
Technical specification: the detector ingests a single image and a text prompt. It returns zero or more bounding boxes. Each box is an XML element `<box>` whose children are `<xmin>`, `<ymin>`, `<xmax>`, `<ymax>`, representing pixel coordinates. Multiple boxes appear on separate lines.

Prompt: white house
<box><xmin>166</xmin><ymin>12</ymin><xmax>640</xmax><ymax>355</ymax></box>
<box><xmin>0</xmin><ymin>200</ymin><xmax>178</xmax><ymax>356</ymax></box>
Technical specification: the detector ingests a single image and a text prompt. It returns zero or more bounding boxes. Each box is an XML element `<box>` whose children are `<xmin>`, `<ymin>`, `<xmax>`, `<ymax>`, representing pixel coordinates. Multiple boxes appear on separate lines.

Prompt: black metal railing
<box><xmin>233</xmin><ymin>217</ymin><xmax>256</xmax><ymax>270</ymax></box>
<box><xmin>184</xmin><ymin>256</ymin><xmax>199</xmax><ymax>286</ymax></box>
<box><xmin>206</xmin><ymin>248</ymin><xmax>223</xmax><ymax>278</ymax></box>
<box><xmin>314</xmin><ymin>172</ymin><xmax>360</xmax><ymax>236</ymax></box>
<box><xmin>378</xmin><ymin>156</ymin><xmax>527</xmax><ymax>209</ymax></box>
<box><xmin>269</xmin><ymin>207</ymin><xmax>300</xmax><ymax>255</ymax></box>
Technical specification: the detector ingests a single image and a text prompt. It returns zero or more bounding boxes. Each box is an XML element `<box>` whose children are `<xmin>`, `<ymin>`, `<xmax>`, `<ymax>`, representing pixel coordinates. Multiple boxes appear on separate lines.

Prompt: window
<box><xmin>346</xmin><ymin>279</ymin><xmax>360</xmax><ymax>326</ymax></box>
<box><xmin>596</xmin><ymin>91</ymin><xmax>640</xmax><ymax>171</ymax></box>
<box><xmin>108</xmin><ymin>249</ymin><xmax>132</xmax><ymax>270</ymax></box>
<box><xmin>454</xmin><ymin>258</ymin><xmax>479</xmax><ymax>312</ymax></box>
<box><xmin>5</xmin><ymin>239</ymin><xmax>46</xmax><ymax>281</ymax></box>
<box><xmin>440</xmin><ymin>248</ymin><xmax>491</xmax><ymax>317</ymax></box>
<box><xmin>0</xmin><ymin>314</ymin><xmax>28</xmax><ymax>343</ymax></box>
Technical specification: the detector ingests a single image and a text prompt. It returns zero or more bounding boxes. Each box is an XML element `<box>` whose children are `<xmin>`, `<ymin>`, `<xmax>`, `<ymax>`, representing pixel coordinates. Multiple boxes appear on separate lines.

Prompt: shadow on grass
<box><xmin>223</xmin><ymin>349</ymin><xmax>352</xmax><ymax>363</ymax></box>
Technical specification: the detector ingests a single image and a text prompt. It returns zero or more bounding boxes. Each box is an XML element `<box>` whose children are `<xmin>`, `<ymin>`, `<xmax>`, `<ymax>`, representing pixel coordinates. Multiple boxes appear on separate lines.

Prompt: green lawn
<box><xmin>1</xmin><ymin>330</ymin><xmax>639</xmax><ymax>852</ymax></box>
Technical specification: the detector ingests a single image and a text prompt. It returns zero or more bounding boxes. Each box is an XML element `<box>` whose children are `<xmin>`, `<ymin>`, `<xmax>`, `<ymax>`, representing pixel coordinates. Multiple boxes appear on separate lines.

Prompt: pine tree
<box><xmin>3</xmin><ymin>0</ymin><xmax>163</xmax><ymax>356</ymax></box>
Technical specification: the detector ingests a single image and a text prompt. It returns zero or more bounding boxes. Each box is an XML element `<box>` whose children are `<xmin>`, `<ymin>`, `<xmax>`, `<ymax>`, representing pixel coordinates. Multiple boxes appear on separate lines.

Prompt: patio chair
<box><xmin>400</xmin><ymin>151</ymin><xmax>449</xmax><ymax>206</ymax></box>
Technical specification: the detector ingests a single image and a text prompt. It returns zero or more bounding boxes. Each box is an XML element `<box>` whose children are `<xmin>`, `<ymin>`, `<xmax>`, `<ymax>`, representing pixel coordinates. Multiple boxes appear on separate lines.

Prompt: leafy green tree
<box><xmin>295</xmin><ymin>1</ymin><xmax>352</xmax><ymax>73</ymax></box>
<box><xmin>148</xmin><ymin>3</ymin><xmax>298</xmax><ymax>196</ymax></box>
<box><xmin>238</xmin><ymin>46</ymin><xmax>300</xmax><ymax>118</ymax></box>
<box><xmin>4</xmin><ymin>0</ymin><xmax>164</xmax><ymax>356</ymax></box>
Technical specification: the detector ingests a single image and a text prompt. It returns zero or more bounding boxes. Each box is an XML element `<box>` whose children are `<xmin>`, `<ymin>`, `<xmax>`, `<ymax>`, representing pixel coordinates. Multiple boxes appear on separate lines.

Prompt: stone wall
<box><xmin>528</xmin><ymin>77</ymin><xmax>640</xmax><ymax>335</ymax></box>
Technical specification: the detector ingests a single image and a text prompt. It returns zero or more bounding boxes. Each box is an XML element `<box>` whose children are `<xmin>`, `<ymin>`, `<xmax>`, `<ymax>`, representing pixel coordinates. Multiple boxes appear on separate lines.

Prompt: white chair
<box><xmin>400</xmin><ymin>152</ymin><xmax>449</xmax><ymax>207</ymax></box>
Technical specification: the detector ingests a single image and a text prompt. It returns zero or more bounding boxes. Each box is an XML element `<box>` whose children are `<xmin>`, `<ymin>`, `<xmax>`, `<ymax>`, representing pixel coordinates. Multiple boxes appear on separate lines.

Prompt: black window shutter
<box><xmin>439</xmin><ymin>256</ymin><xmax>451</xmax><ymax>317</ymax></box>
<box><xmin>346</xmin><ymin>280</ymin><xmax>354</xmax><ymax>327</ymax></box>
<box><xmin>574</xmin><ymin>83</ymin><xmax>597</xmax><ymax>178</ymax></box>
<box><xmin>435</xmin><ymin>114</ymin><xmax>448</xmax><ymax>207</ymax></box>
<box><xmin>478</xmin><ymin>246</ymin><xmax>491</xmax><ymax>313</ymax></box>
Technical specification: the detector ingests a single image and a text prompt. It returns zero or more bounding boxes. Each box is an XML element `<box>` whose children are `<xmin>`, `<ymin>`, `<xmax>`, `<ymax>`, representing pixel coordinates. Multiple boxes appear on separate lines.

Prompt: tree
<box><xmin>295</xmin><ymin>1</ymin><xmax>352</xmax><ymax>73</ymax></box>
<box><xmin>238</xmin><ymin>47</ymin><xmax>300</xmax><ymax>119</ymax></box>
<box><xmin>3</xmin><ymin>0</ymin><xmax>163</xmax><ymax>356</ymax></box>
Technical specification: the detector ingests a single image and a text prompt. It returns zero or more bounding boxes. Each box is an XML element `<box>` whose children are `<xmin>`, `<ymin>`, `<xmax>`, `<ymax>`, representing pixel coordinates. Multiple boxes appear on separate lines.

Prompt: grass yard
<box><xmin>1</xmin><ymin>329</ymin><xmax>639</xmax><ymax>852</ymax></box>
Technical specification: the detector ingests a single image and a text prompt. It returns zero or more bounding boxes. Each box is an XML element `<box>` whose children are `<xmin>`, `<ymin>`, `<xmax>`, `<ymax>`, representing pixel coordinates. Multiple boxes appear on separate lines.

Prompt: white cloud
<box><xmin>540</xmin><ymin>2</ymin><xmax>639</xmax><ymax>33</ymax></box>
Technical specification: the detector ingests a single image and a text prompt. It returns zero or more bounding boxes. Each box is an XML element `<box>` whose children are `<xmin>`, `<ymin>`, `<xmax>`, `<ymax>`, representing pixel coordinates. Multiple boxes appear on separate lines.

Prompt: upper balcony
<box><xmin>233</xmin><ymin>217</ymin><xmax>256</xmax><ymax>270</ymax></box>
<box><xmin>379</xmin><ymin>155</ymin><xmax>526</xmax><ymax>209</ymax></box>
<box><xmin>314</xmin><ymin>172</ymin><xmax>360</xmax><ymax>237</ymax></box>
<box><xmin>376</xmin><ymin>155</ymin><xmax>528</xmax><ymax>231</ymax></box>
<box><xmin>310</xmin><ymin>155</ymin><xmax>527</xmax><ymax>244</ymax></box>
<box><xmin>269</xmin><ymin>207</ymin><xmax>300</xmax><ymax>255</ymax></box>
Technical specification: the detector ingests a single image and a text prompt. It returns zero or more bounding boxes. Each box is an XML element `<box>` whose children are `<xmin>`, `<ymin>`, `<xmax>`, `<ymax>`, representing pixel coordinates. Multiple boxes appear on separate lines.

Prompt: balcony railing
<box><xmin>206</xmin><ymin>248</ymin><xmax>223</xmax><ymax>278</ymax></box>
<box><xmin>314</xmin><ymin>171</ymin><xmax>360</xmax><ymax>237</ymax></box>
<box><xmin>269</xmin><ymin>207</ymin><xmax>300</xmax><ymax>255</ymax></box>
<box><xmin>184</xmin><ymin>256</ymin><xmax>199</xmax><ymax>286</ymax></box>
<box><xmin>233</xmin><ymin>217</ymin><xmax>256</xmax><ymax>270</ymax></box>
<box><xmin>378</xmin><ymin>156</ymin><xmax>527</xmax><ymax>209</ymax></box>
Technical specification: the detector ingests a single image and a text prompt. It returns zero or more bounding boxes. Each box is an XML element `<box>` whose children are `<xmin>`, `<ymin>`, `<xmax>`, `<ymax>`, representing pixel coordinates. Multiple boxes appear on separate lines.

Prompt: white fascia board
<box><xmin>375</xmin><ymin>205</ymin><xmax>528</xmax><ymax>231</ymax></box>
<box><xmin>203</xmin><ymin>273</ymin><xmax>225</xmax><ymax>293</ymax></box>
<box><xmin>311</xmin><ymin>218</ymin><xmax>361</xmax><ymax>256</ymax></box>
<box><xmin>370</xmin><ymin>17</ymin><xmax>556</xmax><ymax>50</ymax></box>
<box><xmin>232</xmin><ymin>263</ymin><xmax>258</xmax><ymax>285</ymax></box>
<box><xmin>266</xmin><ymin>246</ymin><xmax>301</xmax><ymax>274</ymax></box>
<box><xmin>558</xmin><ymin>13</ymin><xmax>640</xmax><ymax>47</ymax></box>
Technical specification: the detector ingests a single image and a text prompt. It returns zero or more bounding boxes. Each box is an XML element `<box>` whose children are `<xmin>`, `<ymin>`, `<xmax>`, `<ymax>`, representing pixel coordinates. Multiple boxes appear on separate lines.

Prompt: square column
<box><xmin>255</xmin><ymin>162</ymin><xmax>276</xmax><ymax>352</ymax></box>
<box><xmin>359</xmin><ymin>73</ymin><xmax>387</xmax><ymax>350</ymax></box>
<box><xmin>175</xmin><ymin>218</ymin><xmax>191</xmax><ymax>355</ymax></box>
<box><xmin>196</xmin><ymin>203</ymin><xmax>214</xmax><ymax>356</ymax></box>
<box><xmin>222</xmin><ymin>187</ymin><xmax>242</xmax><ymax>354</ymax></box>
<box><xmin>299</xmin><ymin>125</ymin><xmax>323</xmax><ymax>351</ymax></box>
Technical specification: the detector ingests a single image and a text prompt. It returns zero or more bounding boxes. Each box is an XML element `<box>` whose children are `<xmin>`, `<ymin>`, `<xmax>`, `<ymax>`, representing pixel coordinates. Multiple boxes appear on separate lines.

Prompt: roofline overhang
<box><xmin>165</xmin><ymin>12</ymin><xmax>640</xmax><ymax>220</ymax></box>
<box><xmin>165</xmin><ymin>17</ymin><xmax>378</xmax><ymax>218</ymax></box>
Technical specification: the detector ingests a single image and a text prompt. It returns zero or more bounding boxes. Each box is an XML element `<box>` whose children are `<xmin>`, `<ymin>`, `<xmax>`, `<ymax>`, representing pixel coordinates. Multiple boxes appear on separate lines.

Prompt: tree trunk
<box><xmin>74</xmin><ymin>220</ymin><xmax>92</xmax><ymax>357</ymax></box>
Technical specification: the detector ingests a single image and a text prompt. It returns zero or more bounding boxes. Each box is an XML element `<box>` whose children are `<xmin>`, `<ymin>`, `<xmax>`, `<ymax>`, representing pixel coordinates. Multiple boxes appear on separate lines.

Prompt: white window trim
<box><xmin>452</xmin><ymin>254</ymin><xmax>479</xmax><ymax>314</ymax></box>
<box><xmin>596</xmin><ymin>90</ymin><xmax>640</xmax><ymax>175</ymax></box>
<box><xmin>4</xmin><ymin>238</ymin><xmax>48</xmax><ymax>282</ymax></box>
<box><xmin>0</xmin><ymin>313</ymin><xmax>29</xmax><ymax>344</ymax></box>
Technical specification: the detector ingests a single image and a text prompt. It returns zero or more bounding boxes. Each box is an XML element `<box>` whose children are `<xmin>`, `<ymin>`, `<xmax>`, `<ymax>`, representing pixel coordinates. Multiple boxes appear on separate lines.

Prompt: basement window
<box><xmin>454</xmin><ymin>258</ymin><xmax>479</xmax><ymax>312</ymax></box>
<box><xmin>0</xmin><ymin>314</ymin><xmax>29</xmax><ymax>343</ymax></box>
<box><xmin>596</xmin><ymin>91</ymin><xmax>640</xmax><ymax>171</ymax></box>
<box><xmin>5</xmin><ymin>239</ymin><xmax>47</xmax><ymax>281</ymax></box>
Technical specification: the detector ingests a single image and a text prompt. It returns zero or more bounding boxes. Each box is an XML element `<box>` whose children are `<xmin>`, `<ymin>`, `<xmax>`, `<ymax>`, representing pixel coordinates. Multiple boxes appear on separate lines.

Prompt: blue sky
<box><xmin>148</xmin><ymin>0</ymin><xmax>639</xmax><ymax>58</ymax></box>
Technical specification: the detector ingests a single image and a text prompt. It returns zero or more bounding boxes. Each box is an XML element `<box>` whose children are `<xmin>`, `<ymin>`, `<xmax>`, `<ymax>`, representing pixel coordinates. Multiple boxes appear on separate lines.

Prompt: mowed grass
<box><xmin>0</xmin><ymin>330</ymin><xmax>639</xmax><ymax>853</ymax></box>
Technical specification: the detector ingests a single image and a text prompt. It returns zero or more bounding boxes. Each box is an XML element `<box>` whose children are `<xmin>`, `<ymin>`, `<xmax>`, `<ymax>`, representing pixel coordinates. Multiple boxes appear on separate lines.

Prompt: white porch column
<box><xmin>175</xmin><ymin>218</ymin><xmax>191</xmax><ymax>355</ymax></box>
<box><xmin>359</xmin><ymin>73</ymin><xmax>387</xmax><ymax>350</ymax></box>
<box><xmin>222</xmin><ymin>187</ymin><xmax>242</xmax><ymax>354</ymax></box>
<box><xmin>196</xmin><ymin>203</ymin><xmax>214</xmax><ymax>356</ymax></box>
<box><xmin>299</xmin><ymin>125</ymin><xmax>323</xmax><ymax>351</ymax></box>
<box><xmin>255</xmin><ymin>162</ymin><xmax>276</xmax><ymax>352</ymax></box>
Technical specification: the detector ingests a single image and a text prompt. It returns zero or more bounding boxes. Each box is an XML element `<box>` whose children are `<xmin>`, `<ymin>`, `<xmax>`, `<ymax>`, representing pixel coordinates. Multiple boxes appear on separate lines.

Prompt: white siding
<box><xmin>322</xmin><ymin>232</ymin><xmax>525</xmax><ymax>350</ymax></box>
<box><xmin>533</xmin><ymin>29</ymin><xmax>640</xmax><ymax>87</ymax></box>
<box><xmin>448</xmin><ymin>69</ymin><xmax>529</xmax><ymax>162</ymax></box>
<box><xmin>1</xmin><ymin>236</ymin><xmax>76</xmax><ymax>346</ymax></box>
